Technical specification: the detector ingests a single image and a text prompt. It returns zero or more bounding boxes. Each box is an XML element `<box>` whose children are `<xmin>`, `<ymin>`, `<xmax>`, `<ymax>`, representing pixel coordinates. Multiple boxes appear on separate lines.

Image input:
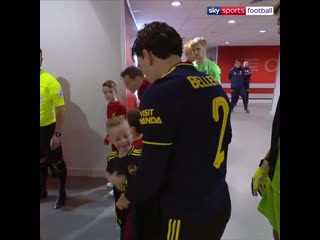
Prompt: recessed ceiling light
<box><xmin>228</xmin><ymin>20</ymin><xmax>236</xmax><ymax>24</ymax></box>
<box><xmin>225</xmin><ymin>41</ymin><xmax>230</xmax><ymax>44</ymax></box>
<box><xmin>259</xmin><ymin>30</ymin><xmax>266</xmax><ymax>33</ymax></box>
<box><xmin>171</xmin><ymin>1</ymin><xmax>182</xmax><ymax>7</ymax></box>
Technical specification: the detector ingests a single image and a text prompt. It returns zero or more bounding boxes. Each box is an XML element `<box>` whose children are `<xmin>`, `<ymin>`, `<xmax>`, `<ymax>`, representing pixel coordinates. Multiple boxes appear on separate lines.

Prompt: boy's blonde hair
<box><xmin>102</xmin><ymin>80</ymin><xmax>117</xmax><ymax>91</ymax></box>
<box><xmin>183</xmin><ymin>40</ymin><xmax>193</xmax><ymax>50</ymax></box>
<box><xmin>106</xmin><ymin>116</ymin><xmax>128</xmax><ymax>132</ymax></box>
<box><xmin>191</xmin><ymin>37</ymin><xmax>207</xmax><ymax>47</ymax></box>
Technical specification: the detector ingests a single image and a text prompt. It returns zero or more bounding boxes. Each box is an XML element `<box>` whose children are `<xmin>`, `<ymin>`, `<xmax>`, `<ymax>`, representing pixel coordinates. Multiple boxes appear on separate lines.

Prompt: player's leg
<box><xmin>124</xmin><ymin>207</ymin><xmax>137</xmax><ymax>240</ymax></box>
<box><xmin>135</xmin><ymin>199</ymin><xmax>161</xmax><ymax>240</ymax></box>
<box><xmin>40</xmin><ymin>158</ymin><xmax>49</xmax><ymax>199</ymax></box>
<box><xmin>240</xmin><ymin>87</ymin><xmax>249</xmax><ymax>113</ymax></box>
<box><xmin>40</xmin><ymin>125</ymin><xmax>52</xmax><ymax>199</ymax></box>
<box><xmin>120</xmin><ymin>225</ymin><xmax>126</xmax><ymax>240</ymax></box>
<box><xmin>47</xmin><ymin>123</ymin><xmax>67</xmax><ymax>209</ymax></box>
<box><xmin>230</xmin><ymin>88</ymin><xmax>240</xmax><ymax>112</ymax></box>
<box><xmin>160</xmin><ymin>214</ymin><xmax>230</xmax><ymax>240</ymax></box>
<box><xmin>244</xmin><ymin>81</ymin><xmax>250</xmax><ymax>102</ymax></box>
<box><xmin>160</xmin><ymin>198</ymin><xmax>231</xmax><ymax>240</ymax></box>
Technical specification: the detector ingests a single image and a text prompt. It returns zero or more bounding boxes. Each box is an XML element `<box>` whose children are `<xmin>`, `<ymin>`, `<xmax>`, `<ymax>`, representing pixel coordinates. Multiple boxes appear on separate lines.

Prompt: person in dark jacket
<box><xmin>228</xmin><ymin>60</ymin><xmax>249</xmax><ymax>113</ymax></box>
<box><xmin>243</xmin><ymin>61</ymin><xmax>252</xmax><ymax>100</ymax></box>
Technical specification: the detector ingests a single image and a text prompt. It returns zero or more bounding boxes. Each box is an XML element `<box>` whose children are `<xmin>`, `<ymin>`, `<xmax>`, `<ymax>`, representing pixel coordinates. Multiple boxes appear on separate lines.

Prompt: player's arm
<box><xmin>50</xmin><ymin>80</ymin><xmax>65</xmax><ymax>149</ymax></box>
<box><xmin>125</xmin><ymin>141</ymin><xmax>172</xmax><ymax>204</ymax></box>
<box><xmin>55</xmin><ymin>106</ymin><xmax>65</xmax><ymax>133</ymax></box>
<box><xmin>247</xmin><ymin>68</ymin><xmax>252</xmax><ymax>81</ymax></box>
<box><xmin>50</xmin><ymin>80</ymin><xmax>65</xmax><ymax>133</ymax></box>
<box><xmin>245</xmin><ymin>68</ymin><xmax>252</xmax><ymax>76</ymax></box>
<box><xmin>209</xmin><ymin>63</ymin><xmax>221</xmax><ymax>83</ymax></box>
<box><xmin>124</xmin><ymin>96</ymin><xmax>174</xmax><ymax>204</ymax></box>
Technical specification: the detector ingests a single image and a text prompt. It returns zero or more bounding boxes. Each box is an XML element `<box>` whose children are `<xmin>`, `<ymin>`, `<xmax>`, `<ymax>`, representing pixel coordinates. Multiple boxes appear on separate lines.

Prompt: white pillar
<box><xmin>271</xmin><ymin>55</ymin><xmax>280</xmax><ymax>115</ymax></box>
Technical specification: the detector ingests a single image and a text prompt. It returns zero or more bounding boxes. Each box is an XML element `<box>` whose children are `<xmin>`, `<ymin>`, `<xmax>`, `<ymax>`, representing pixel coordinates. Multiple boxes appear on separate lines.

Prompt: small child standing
<box><xmin>105</xmin><ymin>117</ymin><xmax>141</xmax><ymax>240</ymax></box>
<box><xmin>102</xmin><ymin>80</ymin><xmax>127</xmax><ymax>195</ymax></box>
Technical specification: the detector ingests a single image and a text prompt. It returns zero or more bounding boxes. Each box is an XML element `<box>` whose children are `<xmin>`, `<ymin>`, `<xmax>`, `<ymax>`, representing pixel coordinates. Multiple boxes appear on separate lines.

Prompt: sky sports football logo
<box><xmin>207</xmin><ymin>6</ymin><xmax>274</xmax><ymax>15</ymax></box>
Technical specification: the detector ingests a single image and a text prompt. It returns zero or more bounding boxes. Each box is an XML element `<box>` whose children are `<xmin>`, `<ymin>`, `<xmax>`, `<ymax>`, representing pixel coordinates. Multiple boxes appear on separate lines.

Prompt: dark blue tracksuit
<box><xmin>229</xmin><ymin>67</ymin><xmax>248</xmax><ymax>110</ymax></box>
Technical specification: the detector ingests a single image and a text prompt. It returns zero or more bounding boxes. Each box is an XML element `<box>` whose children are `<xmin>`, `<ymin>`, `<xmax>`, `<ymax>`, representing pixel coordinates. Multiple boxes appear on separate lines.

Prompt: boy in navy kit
<box><xmin>105</xmin><ymin>116</ymin><xmax>141</xmax><ymax>240</ymax></box>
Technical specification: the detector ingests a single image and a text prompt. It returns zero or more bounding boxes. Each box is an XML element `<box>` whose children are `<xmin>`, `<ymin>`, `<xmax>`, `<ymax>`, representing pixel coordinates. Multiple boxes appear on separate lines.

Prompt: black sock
<box><xmin>56</xmin><ymin>160</ymin><xmax>67</xmax><ymax>194</ymax></box>
<box><xmin>40</xmin><ymin>163</ymin><xmax>48</xmax><ymax>193</ymax></box>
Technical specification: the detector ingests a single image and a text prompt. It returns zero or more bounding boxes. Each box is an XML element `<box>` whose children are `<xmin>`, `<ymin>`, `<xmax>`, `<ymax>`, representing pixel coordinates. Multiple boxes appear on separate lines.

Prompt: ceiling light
<box><xmin>259</xmin><ymin>30</ymin><xmax>266</xmax><ymax>33</ymax></box>
<box><xmin>171</xmin><ymin>1</ymin><xmax>182</xmax><ymax>7</ymax></box>
<box><xmin>225</xmin><ymin>42</ymin><xmax>230</xmax><ymax>44</ymax></box>
<box><xmin>228</xmin><ymin>20</ymin><xmax>236</xmax><ymax>24</ymax></box>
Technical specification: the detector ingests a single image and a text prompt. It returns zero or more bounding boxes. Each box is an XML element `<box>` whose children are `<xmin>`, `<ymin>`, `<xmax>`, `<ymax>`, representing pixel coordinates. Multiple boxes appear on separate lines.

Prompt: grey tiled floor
<box><xmin>40</xmin><ymin>100</ymin><xmax>275</xmax><ymax>240</ymax></box>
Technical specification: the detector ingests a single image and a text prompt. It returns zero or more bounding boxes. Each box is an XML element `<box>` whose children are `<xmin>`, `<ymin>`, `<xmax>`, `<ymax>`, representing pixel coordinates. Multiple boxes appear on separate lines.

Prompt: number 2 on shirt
<box><xmin>212</xmin><ymin>97</ymin><xmax>230</xmax><ymax>169</ymax></box>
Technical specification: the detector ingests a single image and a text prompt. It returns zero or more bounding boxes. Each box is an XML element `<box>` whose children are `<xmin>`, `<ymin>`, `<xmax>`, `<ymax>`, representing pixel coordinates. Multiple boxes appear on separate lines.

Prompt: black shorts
<box><xmin>135</xmin><ymin>198</ymin><xmax>161</xmax><ymax>240</ymax></box>
<box><xmin>160</xmin><ymin>201</ymin><xmax>231</xmax><ymax>240</ymax></box>
<box><xmin>40</xmin><ymin>122</ymin><xmax>63</xmax><ymax>164</ymax></box>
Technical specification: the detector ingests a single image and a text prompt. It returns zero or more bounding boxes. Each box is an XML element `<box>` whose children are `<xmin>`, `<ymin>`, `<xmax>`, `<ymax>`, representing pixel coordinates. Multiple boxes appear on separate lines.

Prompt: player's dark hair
<box><xmin>120</xmin><ymin>66</ymin><xmax>144</xmax><ymax>79</ymax></box>
<box><xmin>127</xmin><ymin>109</ymin><xmax>142</xmax><ymax>134</ymax></box>
<box><xmin>131</xmin><ymin>21</ymin><xmax>182</xmax><ymax>60</ymax></box>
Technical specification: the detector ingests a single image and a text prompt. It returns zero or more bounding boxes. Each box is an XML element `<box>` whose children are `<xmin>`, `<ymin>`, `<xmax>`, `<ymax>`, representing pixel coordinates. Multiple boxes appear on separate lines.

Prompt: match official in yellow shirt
<box><xmin>40</xmin><ymin>48</ymin><xmax>67</xmax><ymax>209</ymax></box>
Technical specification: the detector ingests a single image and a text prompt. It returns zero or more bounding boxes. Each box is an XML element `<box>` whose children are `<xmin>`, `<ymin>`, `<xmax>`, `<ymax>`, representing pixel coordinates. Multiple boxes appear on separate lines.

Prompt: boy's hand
<box><xmin>251</xmin><ymin>159</ymin><xmax>270</xmax><ymax>196</ymax></box>
<box><xmin>116</xmin><ymin>193</ymin><xmax>130</xmax><ymax>210</ymax></box>
<box><xmin>50</xmin><ymin>135</ymin><xmax>61</xmax><ymax>150</ymax></box>
<box><xmin>105</xmin><ymin>171</ymin><xmax>126</xmax><ymax>187</ymax></box>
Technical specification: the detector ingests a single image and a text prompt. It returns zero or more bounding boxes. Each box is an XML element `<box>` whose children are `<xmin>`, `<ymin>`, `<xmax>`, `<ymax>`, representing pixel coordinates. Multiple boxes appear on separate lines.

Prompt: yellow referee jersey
<box><xmin>40</xmin><ymin>69</ymin><xmax>65</xmax><ymax>126</ymax></box>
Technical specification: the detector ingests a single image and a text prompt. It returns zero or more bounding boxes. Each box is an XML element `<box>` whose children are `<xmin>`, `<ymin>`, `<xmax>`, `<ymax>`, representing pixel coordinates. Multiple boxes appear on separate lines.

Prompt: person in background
<box><xmin>121</xmin><ymin>66</ymin><xmax>151</xmax><ymax>102</ymax></box>
<box><xmin>228</xmin><ymin>60</ymin><xmax>249</xmax><ymax>113</ymax></box>
<box><xmin>243</xmin><ymin>61</ymin><xmax>252</xmax><ymax>101</ymax></box>
<box><xmin>191</xmin><ymin>37</ymin><xmax>222</xmax><ymax>84</ymax></box>
<box><xmin>40</xmin><ymin>48</ymin><xmax>67</xmax><ymax>209</ymax></box>
<box><xmin>183</xmin><ymin>40</ymin><xmax>196</xmax><ymax>63</ymax></box>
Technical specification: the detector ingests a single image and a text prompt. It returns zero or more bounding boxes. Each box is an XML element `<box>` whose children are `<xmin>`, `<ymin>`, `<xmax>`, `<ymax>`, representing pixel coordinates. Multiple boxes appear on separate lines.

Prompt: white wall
<box><xmin>271</xmin><ymin>55</ymin><xmax>280</xmax><ymax>115</ymax></box>
<box><xmin>40</xmin><ymin>0</ymin><xmax>126</xmax><ymax>177</ymax></box>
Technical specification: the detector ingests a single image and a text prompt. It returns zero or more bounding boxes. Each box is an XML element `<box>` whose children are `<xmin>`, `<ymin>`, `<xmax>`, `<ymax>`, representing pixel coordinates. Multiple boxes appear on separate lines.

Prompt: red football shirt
<box><xmin>104</xmin><ymin>100</ymin><xmax>127</xmax><ymax>147</ymax></box>
<box><xmin>137</xmin><ymin>79</ymin><xmax>151</xmax><ymax>100</ymax></box>
<box><xmin>132</xmin><ymin>136</ymin><xmax>143</xmax><ymax>149</ymax></box>
<box><xmin>107</xmin><ymin>100</ymin><xmax>127</xmax><ymax>119</ymax></box>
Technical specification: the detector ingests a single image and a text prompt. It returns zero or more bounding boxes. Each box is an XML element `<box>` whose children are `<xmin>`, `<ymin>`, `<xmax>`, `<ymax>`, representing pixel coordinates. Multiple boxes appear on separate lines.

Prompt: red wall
<box><xmin>218</xmin><ymin>46</ymin><xmax>279</xmax><ymax>95</ymax></box>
